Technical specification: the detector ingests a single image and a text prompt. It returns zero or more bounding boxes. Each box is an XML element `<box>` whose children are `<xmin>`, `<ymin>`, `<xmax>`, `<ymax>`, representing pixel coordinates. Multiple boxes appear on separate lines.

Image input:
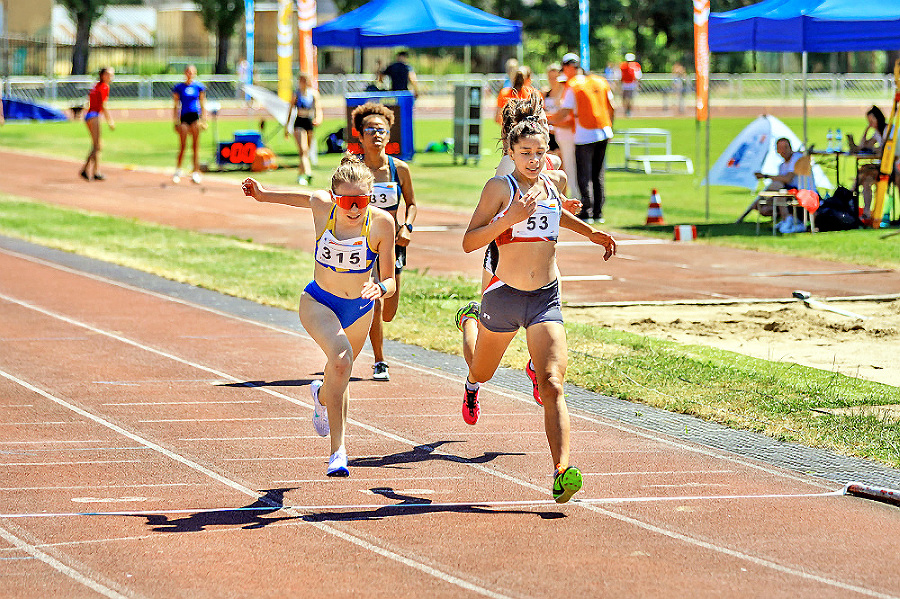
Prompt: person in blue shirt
<box><xmin>171</xmin><ymin>65</ymin><xmax>207</xmax><ymax>184</ymax></box>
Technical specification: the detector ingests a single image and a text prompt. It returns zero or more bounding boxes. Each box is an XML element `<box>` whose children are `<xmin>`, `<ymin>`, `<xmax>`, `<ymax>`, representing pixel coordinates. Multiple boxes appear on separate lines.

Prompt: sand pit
<box><xmin>566</xmin><ymin>299</ymin><xmax>900</xmax><ymax>388</ymax></box>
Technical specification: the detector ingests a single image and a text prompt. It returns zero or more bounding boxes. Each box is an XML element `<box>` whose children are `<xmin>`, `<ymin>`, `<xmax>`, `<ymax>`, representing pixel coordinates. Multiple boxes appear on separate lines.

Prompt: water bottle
<box><xmin>835</xmin><ymin>128</ymin><xmax>843</xmax><ymax>153</ymax></box>
<box><xmin>826</xmin><ymin>128</ymin><xmax>834</xmax><ymax>152</ymax></box>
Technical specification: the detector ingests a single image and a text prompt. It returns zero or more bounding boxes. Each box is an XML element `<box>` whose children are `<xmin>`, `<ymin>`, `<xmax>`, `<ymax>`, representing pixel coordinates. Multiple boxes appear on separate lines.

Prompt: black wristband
<box><xmin>377</xmin><ymin>282</ymin><xmax>388</xmax><ymax>297</ymax></box>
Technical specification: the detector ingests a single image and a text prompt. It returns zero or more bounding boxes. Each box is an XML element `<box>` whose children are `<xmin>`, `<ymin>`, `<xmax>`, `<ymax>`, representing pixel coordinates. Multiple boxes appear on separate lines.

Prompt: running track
<box><xmin>2</xmin><ymin>240</ymin><xmax>900</xmax><ymax>597</ymax></box>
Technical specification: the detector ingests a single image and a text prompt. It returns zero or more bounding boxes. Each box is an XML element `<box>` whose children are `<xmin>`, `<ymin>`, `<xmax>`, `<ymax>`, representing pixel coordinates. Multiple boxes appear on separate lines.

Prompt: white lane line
<box><xmin>0</xmin><ymin>525</ymin><xmax>128</xmax><ymax>599</ymax></box>
<box><xmin>271</xmin><ymin>476</ymin><xmax>466</xmax><ymax>484</ymax></box>
<box><xmin>139</xmin><ymin>417</ymin><xmax>304</xmax><ymax>423</ymax></box>
<box><xmin>0</xmin><ymin>371</ymin><xmax>512</xmax><ymax>599</ymax></box>
<box><xmin>179</xmin><ymin>435</ymin><xmax>319</xmax><ymax>441</ymax></box>
<box><xmin>0</xmin><ymin>484</ymin><xmax>209</xmax><ymax>491</ymax></box>
<box><xmin>2</xmin><ymin>460</ymin><xmax>144</xmax><ymax>466</ymax></box>
<box><xmin>104</xmin><ymin>401</ymin><xmax>262</xmax><ymax>406</ymax></box>
<box><xmin>1</xmin><ymin>250</ymin><xmax>879</xmax><ymax>596</ymax></box>
<box><xmin>559</xmin><ymin>275</ymin><xmax>613</xmax><ymax>281</ymax></box>
<box><xmin>0</xmin><ymin>439</ymin><xmax>116</xmax><ymax>445</ymax></box>
<box><xmin>586</xmin><ymin>470</ymin><xmax>735</xmax><ymax>477</ymax></box>
<box><xmin>557</xmin><ymin>239</ymin><xmax>670</xmax><ymax>246</ymax></box>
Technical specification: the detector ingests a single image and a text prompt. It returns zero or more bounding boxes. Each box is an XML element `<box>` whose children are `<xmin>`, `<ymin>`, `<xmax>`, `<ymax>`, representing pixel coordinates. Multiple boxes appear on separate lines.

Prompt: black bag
<box><xmin>325</xmin><ymin>127</ymin><xmax>345</xmax><ymax>154</ymax></box>
<box><xmin>815</xmin><ymin>186</ymin><xmax>861</xmax><ymax>231</ymax></box>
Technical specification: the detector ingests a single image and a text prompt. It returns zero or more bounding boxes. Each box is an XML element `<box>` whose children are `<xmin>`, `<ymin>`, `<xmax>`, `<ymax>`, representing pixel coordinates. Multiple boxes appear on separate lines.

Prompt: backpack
<box><xmin>815</xmin><ymin>186</ymin><xmax>861</xmax><ymax>231</ymax></box>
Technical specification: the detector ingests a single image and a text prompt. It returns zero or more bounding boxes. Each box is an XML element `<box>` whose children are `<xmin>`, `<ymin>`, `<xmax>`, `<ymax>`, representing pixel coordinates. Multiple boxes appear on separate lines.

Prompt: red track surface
<box><xmin>1</xmin><ymin>150</ymin><xmax>898</xmax><ymax>304</ymax></box>
<box><xmin>2</xmin><ymin>241</ymin><xmax>900</xmax><ymax>598</ymax></box>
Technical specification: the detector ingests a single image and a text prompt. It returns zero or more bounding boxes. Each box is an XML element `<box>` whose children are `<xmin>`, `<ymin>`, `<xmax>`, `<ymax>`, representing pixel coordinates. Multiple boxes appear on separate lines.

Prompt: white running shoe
<box><xmin>191</xmin><ymin>171</ymin><xmax>202</xmax><ymax>184</ymax></box>
<box><xmin>310</xmin><ymin>380</ymin><xmax>329</xmax><ymax>437</ymax></box>
<box><xmin>172</xmin><ymin>169</ymin><xmax>182</xmax><ymax>183</ymax></box>
<box><xmin>327</xmin><ymin>446</ymin><xmax>349</xmax><ymax>477</ymax></box>
<box><xmin>372</xmin><ymin>361</ymin><xmax>390</xmax><ymax>381</ymax></box>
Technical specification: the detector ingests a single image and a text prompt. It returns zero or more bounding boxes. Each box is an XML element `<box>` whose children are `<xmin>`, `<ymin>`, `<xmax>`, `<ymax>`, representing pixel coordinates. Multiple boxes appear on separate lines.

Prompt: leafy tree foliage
<box><xmin>58</xmin><ymin>0</ymin><xmax>109</xmax><ymax>75</ymax></box>
<box><xmin>195</xmin><ymin>0</ymin><xmax>245</xmax><ymax>74</ymax></box>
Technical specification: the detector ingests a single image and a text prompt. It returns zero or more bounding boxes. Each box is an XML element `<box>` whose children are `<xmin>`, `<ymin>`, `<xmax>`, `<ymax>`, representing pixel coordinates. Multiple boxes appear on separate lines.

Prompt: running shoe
<box><xmin>79</xmin><ymin>170</ymin><xmax>90</xmax><ymax>181</ymax></box>
<box><xmin>191</xmin><ymin>171</ymin><xmax>202</xmax><ymax>184</ymax></box>
<box><xmin>172</xmin><ymin>169</ymin><xmax>182</xmax><ymax>184</ymax></box>
<box><xmin>552</xmin><ymin>465</ymin><xmax>583</xmax><ymax>504</ymax></box>
<box><xmin>525</xmin><ymin>359</ymin><xmax>543</xmax><ymax>406</ymax></box>
<box><xmin>462</xmin><ymin>384</ymin><xmax>480</xmax><ymax>425</ymax></box>
<box><xmin>372</xmin><ymin>361</ymin><xmax>390</xmax><ymax>381</ymax></box>
<box><xmin>310</xmin><ymin>380</ymin><xmax>329</xmax><ymax>437</ymax></box>
<box><xmin>327</xmin><ymin>446</ymin><xmax>349</xmax><ymax>477</ymax></box>
<box><xmin>455</xmin><ymin>301</ymin><xmax>481</xmax><ymax>332</ymax></box>
<box><xmin>93</xmin><ymin>173</ymin><xmax>105</xmax><ymax>181</ymax></box>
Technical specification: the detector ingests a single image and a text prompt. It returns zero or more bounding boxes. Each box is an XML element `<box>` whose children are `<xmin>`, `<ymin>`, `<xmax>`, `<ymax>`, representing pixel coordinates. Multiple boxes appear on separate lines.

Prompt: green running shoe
<box><xmin>455</xmin><ymin>301</ymin><xmax>480</xmax><ymax>332</ymax></box>
<box><xmin>552</xmin><ymin>465</ymin><xmax>583</xmax><ymax>504</ymax></box>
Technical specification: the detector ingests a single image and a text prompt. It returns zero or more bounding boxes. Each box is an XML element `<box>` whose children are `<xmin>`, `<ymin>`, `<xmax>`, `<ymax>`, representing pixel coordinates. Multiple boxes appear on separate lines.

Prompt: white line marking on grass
<box><xmin>0</xmin><ymin>526</ymin><xmax>128</xmax><ymax>599</ymax></box>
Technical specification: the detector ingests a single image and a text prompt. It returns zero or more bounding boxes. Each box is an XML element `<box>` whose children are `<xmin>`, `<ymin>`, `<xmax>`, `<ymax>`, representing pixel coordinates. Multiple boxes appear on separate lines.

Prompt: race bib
<box><xmin>315</xmin><ymin>236</ymin><xmax>367</xmax><ymax>270</ymax></box>
<box><xmin>510</xmin><ymin>199</ymin><xmax>560</xmax><ymax>240</ymax></box>
<box><xmin>369</xmin><ymin>181</ymin><xmax>400</xmax><ymax>210</ymax></box>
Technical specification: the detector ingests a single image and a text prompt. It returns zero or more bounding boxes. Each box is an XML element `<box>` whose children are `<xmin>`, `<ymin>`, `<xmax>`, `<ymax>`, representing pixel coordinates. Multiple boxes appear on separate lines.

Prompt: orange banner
<box><xmin>297</xmin><ymin>0</ymin><xmax>318</xmax><ymax>89</ymax></box>
<box><xmin>693</xmin><ymin>0</ymin><xmax>710</xmax><ymax>122</ymax></box>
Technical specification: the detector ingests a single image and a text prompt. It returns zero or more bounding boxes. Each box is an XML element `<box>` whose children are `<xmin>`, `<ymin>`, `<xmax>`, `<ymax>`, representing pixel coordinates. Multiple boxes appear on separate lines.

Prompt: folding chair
<box><xmin>755</xmin><ymin>155</ymin><xmax>819</xmax><ymax>235</ymax></box>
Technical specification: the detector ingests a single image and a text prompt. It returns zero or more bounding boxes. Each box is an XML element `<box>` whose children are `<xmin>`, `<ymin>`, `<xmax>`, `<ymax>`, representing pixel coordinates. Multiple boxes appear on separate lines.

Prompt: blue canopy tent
<box><xmin>710</xmin><ymin>0</ymin><xmax>900</xmax><ymax>142</ymax></box>
<box><xmin>312</xmin><ymin>0</ymin><xmax>521</xmax><ymax>49</ymax></box>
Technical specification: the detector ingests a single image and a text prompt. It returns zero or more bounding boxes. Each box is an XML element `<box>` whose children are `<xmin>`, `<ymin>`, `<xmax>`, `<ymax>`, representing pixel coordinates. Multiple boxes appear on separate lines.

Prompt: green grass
<box><xmin>3</xmin><ymin>114</ymin><xmax>898</xmax><ymax>268</ymax></box>
<box><xmin>1</xmin><ymin>194</ymin><xmax>898</xmax><ymax>467</ymax></box>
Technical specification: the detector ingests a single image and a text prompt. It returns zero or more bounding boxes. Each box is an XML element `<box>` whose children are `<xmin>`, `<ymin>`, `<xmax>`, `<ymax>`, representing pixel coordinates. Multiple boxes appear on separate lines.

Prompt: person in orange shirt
<box><xmin>619</xmin><ymin>53</ymin><xmax>642</xmax><ymax>117</ymax></box>
<box><xmin>80</xmin><ymin>68</ymin><xmax>115</xmax><ymax>181</ymax></box>
<box><xmin>495</xmin><ymin>66</ymin><xmax>534</xmax><ymax>123</ymax></box>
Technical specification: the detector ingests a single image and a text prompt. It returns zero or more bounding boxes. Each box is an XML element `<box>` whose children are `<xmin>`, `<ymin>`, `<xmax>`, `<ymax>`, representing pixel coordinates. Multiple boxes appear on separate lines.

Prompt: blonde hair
<box><xmin>332</xmin><ymin>153</ymin><xmax>374</xmax><ymax>193</ymax></box>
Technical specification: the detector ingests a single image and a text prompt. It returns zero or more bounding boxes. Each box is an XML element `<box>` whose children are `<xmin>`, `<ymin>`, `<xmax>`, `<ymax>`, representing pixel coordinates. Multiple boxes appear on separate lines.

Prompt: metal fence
<box><xmin>2</xmin><ymin>73</ymin><xmax>895</xmax><ymax>105</ymax></box>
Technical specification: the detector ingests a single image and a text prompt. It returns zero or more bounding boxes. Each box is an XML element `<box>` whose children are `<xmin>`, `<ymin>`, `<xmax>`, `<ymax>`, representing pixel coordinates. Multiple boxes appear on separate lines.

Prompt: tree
<box><xmin>196</xmin><ymin>0</ymin><xmax>245</xmax><ymax>74</ymax></box>
<box><xmin>58</xmin><ymin>0</ymin><xmax>109</xmax><ymax>75</ymax></box>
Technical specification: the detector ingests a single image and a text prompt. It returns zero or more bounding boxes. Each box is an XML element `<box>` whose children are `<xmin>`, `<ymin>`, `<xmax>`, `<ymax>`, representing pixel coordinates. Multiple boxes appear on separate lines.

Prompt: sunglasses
<box><xmin>363</xmin><ymin>127</ymin><xmax>388</xmax><ymax>136</ymax></box>
<box><xmin>331</xmin><ymin>192</ymin><xmax>370</xmax><ymax>211</ymax></box>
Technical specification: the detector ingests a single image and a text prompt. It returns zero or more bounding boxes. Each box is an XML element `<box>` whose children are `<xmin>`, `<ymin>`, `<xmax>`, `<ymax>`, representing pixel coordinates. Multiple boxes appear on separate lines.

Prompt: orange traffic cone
<box><xmin>646</xmin><ymin>189</ymin><xmax>665</xmax><ymax>225</ymax></box>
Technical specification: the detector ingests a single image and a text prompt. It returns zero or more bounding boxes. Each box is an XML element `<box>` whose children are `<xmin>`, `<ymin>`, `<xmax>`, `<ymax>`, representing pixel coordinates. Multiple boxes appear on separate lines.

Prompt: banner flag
<box><xmin>296</xmin><ymin>0</ymin><xmax>318</xmax><ymax>89</ymax></box>
<box><xmin>277</xmin><ymin>0</ymin><xmax>293</xmax><ymax>101</ymax></box>
<box><xmin>244</xmin><ymin>0</ymin><xmax>255</xmax><ymax>100</ymax></box>
<box><xmin>693</xmin><ymin>0</ymin><xmax>710</xmax><ymax>122</ymax></box>
<box><xmin>578</xmin><ymin>0</ymin><xmax>590</xmax><ymax>72</ymax></box>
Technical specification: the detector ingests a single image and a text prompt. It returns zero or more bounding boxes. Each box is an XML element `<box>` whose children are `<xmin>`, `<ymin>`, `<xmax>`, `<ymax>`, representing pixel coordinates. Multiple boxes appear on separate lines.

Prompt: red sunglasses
<box><xmin>331</xmin><ymin>192</ymin><xmax>370</xmax><ymax>211</ymax></box>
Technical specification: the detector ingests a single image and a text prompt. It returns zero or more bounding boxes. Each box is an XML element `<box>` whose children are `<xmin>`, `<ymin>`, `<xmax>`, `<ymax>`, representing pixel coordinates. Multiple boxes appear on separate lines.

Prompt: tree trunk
<box><xmin>886</xmin><ymin>51</ymin><xmax>900</xmax><ymax>75</ymax></box>
<box><xmin>216</xmin><ymin>27</ymin><xmax>231</xmax><ymax>74</ymax></box>
<box><xmin>71</xmin><ymin>12</ymin><xmax>92</xmax><ymax>75</ymax></box>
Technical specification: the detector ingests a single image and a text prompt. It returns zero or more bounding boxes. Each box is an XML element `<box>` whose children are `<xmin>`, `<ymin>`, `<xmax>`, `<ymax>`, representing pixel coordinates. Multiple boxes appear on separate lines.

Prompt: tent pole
<box><xmin>464</xmin><ymin>45</ymin><xmax>471</xmax><ymax>83</ymax></box>
<box><xmin>705</xmin><ymin>113</ymin><xmax>710</xmax><ymax>221</ymax></box>
<box><xmin>802</xmin><ymin>51</ymin><xmax>808</xmax><ymax>147</ymax></box>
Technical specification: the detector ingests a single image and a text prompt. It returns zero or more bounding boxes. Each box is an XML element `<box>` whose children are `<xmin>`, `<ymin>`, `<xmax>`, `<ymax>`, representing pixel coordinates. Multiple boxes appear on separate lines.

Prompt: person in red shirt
<box><xmin>619</xmin><ymin>53</ymin><xmax>642</xmax><ymax>116</ymax></box>
<box><xmin>80</xmin><ymin>68</ymin><xmax>115</xmax><ymax>181</ymax></box>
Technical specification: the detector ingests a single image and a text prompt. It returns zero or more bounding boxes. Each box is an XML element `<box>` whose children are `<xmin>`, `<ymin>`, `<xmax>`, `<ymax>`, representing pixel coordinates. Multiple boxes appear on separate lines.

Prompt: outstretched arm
<box><xmin>242</xmin><ymin>177</ymin><xmax>317</xmax><ymax>208</ymax></box>
<box><xmin>561</xmin><ymin>209</ymin><xmax>616</xmax><ymax>260</ymax></box>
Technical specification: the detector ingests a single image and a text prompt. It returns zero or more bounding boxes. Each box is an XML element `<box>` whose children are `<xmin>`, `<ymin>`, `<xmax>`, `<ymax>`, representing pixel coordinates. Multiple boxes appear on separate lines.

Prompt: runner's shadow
<box><xmin>350</xmin><ymin>440</ymin><xmax>524</xmax><ymax>470</ymax></box>
<box><xmin>220</xmin><ymin>376</ymin><xmax>364</xmax><ymax>388</ymax></box>
<box><xmin>140</xmin><ymin>488</ymin><xmax>301</xmax><ymax>533</ymax></box>
<box><xmin>302</xmin><ymin>487</ymin><xmax>564</xmax><ymax>522</ymax></box>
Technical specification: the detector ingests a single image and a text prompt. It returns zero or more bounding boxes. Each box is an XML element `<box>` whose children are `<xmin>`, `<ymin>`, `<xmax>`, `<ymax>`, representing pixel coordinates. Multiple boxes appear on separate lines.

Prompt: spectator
<box><xmin>494</xmin><ymin>66</ymin><xmax>534</xmax><ymax>123</ymax></box>
<box><xmin>502</xmin><ymin>58</ymin><xmax>519</xmax><ymax>88</ymax></box>
<box><xmin>551</xmin><ymin>53</ymin><xmax>615</xmax><ymax>223</ymax></box>
<box><xmin>543</xmin><ymin>63</ymin><xmax>578</xmax><ymax>198</ymax></box>
<box><xmin>619</xmin><ymin>53</ymin><xmax>642</xmax><ymax>116</ymax></box>
<box><xmin>670</xmin><ymin>62</ymin><xmax>687</xmax><ymax>114</ymax></box>
<box><xmin>736</xmin><ymin>137</ymin><xmax>809</xmax><ymax>233</ymax></box>
<box><xmin>848</xmin><ymin>105</ymin><xmax>891</xmax><ymax>225</ymax></box>
<box><xmin>382</xmin><ymin>51</ymin><xmax>420</xmax><ymax>98</ymax></box>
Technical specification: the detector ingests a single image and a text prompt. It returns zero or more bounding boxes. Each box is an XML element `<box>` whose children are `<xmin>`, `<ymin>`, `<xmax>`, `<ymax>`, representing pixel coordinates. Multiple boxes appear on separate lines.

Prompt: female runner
<box><xmin>481</xmin><ymin>94</ymin><xmax>580</xmax><ymax>405</ymax></box>
<box><xmin>242</xmin><ymin>155</ymin><xmax>396</xmax><ymax>476</ymax></box>
<box><xmin>456</xmin><ymin>117</ymin><xmax>616</xmax><ymax>503</ymax></box>
<box><xmin>350</xmin><ymin>102</ymin><xmax>416</xmax><ymax>382</ymax></box>
<box><xmin>172</xmin><ymin>65</ymin><xmax>207</xmax><ymax>184</ymax></box>
<box><xmin>80</xmin><ymin>68</ymin><xmax>115</xmax><ymax>181</ymax></box>
<box><xmin>285</xmin><ymin>73</ymin><xmax>322</xmax><ymax>185</ymax></box>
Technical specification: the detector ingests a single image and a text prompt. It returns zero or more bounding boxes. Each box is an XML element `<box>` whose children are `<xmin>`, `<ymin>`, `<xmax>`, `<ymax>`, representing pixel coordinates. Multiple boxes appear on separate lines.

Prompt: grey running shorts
<box><xmin>480</xmin><ymin>278</ymin><xmax>563</xmax><ymax>333</ymax></box>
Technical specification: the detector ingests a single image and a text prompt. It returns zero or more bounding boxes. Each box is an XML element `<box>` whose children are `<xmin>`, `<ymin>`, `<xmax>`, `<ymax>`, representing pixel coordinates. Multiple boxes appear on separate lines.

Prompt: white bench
<box><xmin>626</xmin><ymin>154</ymin><xmax>694</xmax><ymax>175</ymax></box>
